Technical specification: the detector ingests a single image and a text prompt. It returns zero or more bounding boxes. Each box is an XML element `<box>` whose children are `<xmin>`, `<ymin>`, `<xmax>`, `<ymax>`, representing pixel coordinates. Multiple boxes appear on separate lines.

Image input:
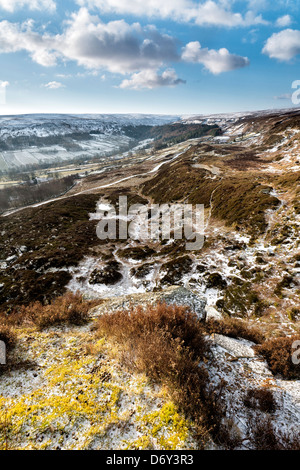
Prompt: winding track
<box><xmin>1</xmin><ymin>146</ymin><xmax>191</xmax><ymax>219</ymax></box>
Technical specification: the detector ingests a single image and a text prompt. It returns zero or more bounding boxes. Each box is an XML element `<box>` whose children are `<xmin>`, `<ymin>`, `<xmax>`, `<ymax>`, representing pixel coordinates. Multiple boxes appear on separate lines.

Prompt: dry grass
<box><xmin>96</xmin><ymin>303</ymin><xmax>232</xmax><ymax>449</ymax></box>
<box><xmin>204</xmin><ymin>318</ymin><xmax>264</xmax><ymax>344</ymax></box>
<box><xmin>1</xmin><ymin>292</ymin><xmax>97</xmax><ymax>330</ymax></box>
<box><xmin>255</xmin><ymin>335</ymin><xmax>300</xmax><ymax>379</ymax></box>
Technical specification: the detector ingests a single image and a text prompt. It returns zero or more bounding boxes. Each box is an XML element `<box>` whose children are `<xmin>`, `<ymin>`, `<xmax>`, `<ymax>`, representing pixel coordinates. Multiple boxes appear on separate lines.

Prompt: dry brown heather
<box><xmin>140</xmin><ymin>159</ymin><xmax>279</xmax><ymax>237</ymax></box>
<box><xmin>95</xmin><ymin>303</ymin><xmax>300</xmax><ymax>450</ymax></box>
<box><xmin>255</xmin><ymin>335</ymin><xmax>300</xmax><ymax>380</ymax></box>
<box><xmin>95</xmin><ymin>303</ymin><xmax>229</xmax><ymax>448</ymax></box>
<box><xmin>204</xmin><ymin>318</ymin><xmax>264</xmax><ymax>344</ymax></box>
<box><xmin>0</xmin><ymin>292</ymin><xmax>100</xmax><ymax>329</ymax></box>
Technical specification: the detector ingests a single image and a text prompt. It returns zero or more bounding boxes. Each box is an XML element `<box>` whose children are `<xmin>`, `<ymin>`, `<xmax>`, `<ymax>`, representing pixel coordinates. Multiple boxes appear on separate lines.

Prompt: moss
<box><xmin>219</xmin><ymin>278</ymin><xmax>267</xmax><ymax>318</ymax></box>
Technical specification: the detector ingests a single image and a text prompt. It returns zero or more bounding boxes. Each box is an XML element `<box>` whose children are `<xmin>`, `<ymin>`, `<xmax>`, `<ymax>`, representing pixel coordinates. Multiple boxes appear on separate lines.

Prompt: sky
<box><xmin>0</xmin><ymin>0</ymin><xmax>299</xmax><ymax>115</ymax></box>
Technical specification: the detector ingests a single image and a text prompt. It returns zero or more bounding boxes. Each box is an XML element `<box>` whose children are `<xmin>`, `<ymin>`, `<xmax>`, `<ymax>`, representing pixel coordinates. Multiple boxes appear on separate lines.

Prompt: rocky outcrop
<box><xmin>90</xmin><ymin>286</ymin><xmax>207</xmax><ymax>321</ymax></box>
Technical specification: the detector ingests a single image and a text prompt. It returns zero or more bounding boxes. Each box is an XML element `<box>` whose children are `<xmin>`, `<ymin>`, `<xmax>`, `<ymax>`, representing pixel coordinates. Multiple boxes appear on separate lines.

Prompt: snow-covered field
<box><xmin>0</xmin><ymin>113</ymin><xmax>179</xmax><ymax>170</ymax></box>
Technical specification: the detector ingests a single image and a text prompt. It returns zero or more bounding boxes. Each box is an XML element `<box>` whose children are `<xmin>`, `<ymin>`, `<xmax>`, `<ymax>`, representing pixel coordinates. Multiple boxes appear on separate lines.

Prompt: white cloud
<box><xmin>76</xmin><ymin>0</ymin><xmax>267</xmax><ymax>27</ymax></box>
<box><xmin>276</xmin><ymin>15</ymin><xmax>292</xmax><ymax>28</ymax></box>
<box><xmin>274</xmin><ymin>93</ymin><xmax>292</xmax><ymax>100</ymax></box>
<box><xmin>0</xmin><ymin>0</ymin><xmax>56</xmax><ymax>12</ymax></box>
<box><xmin>263</xmin><ymin>29</ymin><xmax>300</xmax><ymax>61</ymax></box>
<box><xmin>0</xmin><ymin>9</ymin><xmax>179</xmax><ymax>73</ymax></box>
<box><xmin>0</xmin><ymin>8</ymin><xmax>251</xmax><ymax>89</ymax></box>
<box><xmin>120</xmin><ymin>69</ymin><xmax>186</xmax><ymax>89</ymax></box>
<box><xmin>0</xmin><ymin>20</ymin><xmax>59</xmax><ymax>66</ymax></box>
<box><xmin>0</xmin><ymin>80</ymin><xmax>9</xmax><ymax>88</ymax></box>
<box><xmin>43</xmin><ymin>81</ymin><xmax>65</xmax><ymax>89</ymax></box>
<box><xmin>182</xmin><ymin>41</ymin><xmax>250</xmax><ymax>74</ymax></box>
<box><xmin>57</xmin><ymin>9</ymin><xmax>179</xmax><ymax>73</ymax></box>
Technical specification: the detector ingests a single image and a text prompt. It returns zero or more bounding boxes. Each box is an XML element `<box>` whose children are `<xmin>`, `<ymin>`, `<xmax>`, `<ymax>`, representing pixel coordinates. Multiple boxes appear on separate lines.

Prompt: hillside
<box><xmin>0</xmin><ymin>109</ymin><xmax>299</xmax><ymax>450</ymax></box>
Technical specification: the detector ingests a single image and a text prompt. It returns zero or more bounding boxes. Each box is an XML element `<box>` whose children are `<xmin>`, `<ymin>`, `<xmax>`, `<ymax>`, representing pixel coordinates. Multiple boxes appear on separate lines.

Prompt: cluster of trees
<box><xmin>0</xmin><ymin>175</ymin><xmax>77</xmax><ymax>213</ymax></box>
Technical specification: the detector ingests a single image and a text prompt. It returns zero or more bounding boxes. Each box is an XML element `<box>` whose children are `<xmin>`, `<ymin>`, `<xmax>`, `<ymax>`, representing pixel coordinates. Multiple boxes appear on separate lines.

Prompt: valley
<box><xmin>0</xmin><ymin>109</ymin><xmax>299</xmax><ymax>450</ymax></box>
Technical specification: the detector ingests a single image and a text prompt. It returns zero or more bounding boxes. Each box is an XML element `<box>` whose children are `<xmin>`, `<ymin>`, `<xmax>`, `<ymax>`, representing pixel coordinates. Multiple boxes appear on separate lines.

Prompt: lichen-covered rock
<box><xmin>158</xmin><ymin>286</ymin><xmax>207</xmax><ymax>322</ymax></box>
<box><xmin>91</xmin><ymin>286</ymin><xmax>207</xmax><ymax>321</ymax></box>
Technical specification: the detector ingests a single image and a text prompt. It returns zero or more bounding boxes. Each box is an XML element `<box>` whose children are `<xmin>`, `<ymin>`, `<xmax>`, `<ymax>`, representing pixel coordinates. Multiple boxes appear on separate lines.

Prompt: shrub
<box><xmin>204</xmin><ymin>318</ymin><xmax>264</xmax><ymax>344</ymax></box>
<box><xmin>249</xmin><ymin>416</ymin><xmax>300</xmax><ymax>450</ymax></box>
<box><xmin>5</xmin><ymin>292</ymin><xmax>95</xmax><ymax>329</ymax></box>
<box><xmin>96</xmin><ymin>303</ymin><xmax>229</xmax><ymax>449</ymax></box>
<box><xmin>274</xmin><ymin>275</ymin><xmax>295</xmax><ymax>297</ymax></box>
<box><xmin>244</xmin><ymin>388</ymin><xmax>277</xmax><ymax>414</ymax></box>
<box><xmin>255</xmin><ymin>335</ymin><xmax>300</xmax><ymax>379</ymax></box>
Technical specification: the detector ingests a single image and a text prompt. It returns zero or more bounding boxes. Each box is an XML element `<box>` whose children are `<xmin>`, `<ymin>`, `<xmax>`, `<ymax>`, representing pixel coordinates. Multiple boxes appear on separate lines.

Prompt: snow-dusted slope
<box><xmin>0</xmin><ymin>114</ymin><xmax>180</xmax><ymax>140</ymax></box>
<box><xmin>0</xmin><ymin>114</ymin><xmax>180</xmax><ymax>170</ymax></box>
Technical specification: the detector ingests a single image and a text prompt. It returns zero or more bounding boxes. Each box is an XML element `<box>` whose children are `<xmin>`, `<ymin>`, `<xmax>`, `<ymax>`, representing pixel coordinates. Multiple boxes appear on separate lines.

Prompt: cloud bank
<box><xmin>0</xmin><ymin>7</ymin><xmax>251</xmax><ymax>88</ymax></box>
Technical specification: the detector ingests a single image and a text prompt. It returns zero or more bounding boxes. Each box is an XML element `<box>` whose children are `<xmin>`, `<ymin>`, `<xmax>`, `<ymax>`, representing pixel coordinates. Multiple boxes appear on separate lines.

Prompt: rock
<box><xmin>91</xmin><ymin>286</ymin><xmax>207</xmax><ymax>321</ymax></box>
<box><xmin>211</xmin><ymin>334</ymin><xmax>255</xmax><ymax>358</ymax></box>
<box><xmin>159</xmin><ymin>286</ymin><xmax>207</xmax><ymax>321</ymax></box>
<box><xmin>206</xmin><ymin>306</ymin><xmax>223</xmax><ymax>321</ymax></box>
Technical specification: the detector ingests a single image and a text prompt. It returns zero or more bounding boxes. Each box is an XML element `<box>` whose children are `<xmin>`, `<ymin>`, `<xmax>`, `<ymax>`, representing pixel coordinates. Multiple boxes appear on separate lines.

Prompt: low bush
<box><xmin>96</xmin><ymin>303</ymin><xmax>230</xmax><ymax>448</ymax></box>
<box><xmin>244</xmin><ymin>388</ymin><xmax>277</xmax><ymax>414</ymax></box>
<box><xmin>3</xmin><ymin>292</ymin><xmax>96</xmax><ymax>329</ymax></box>
<box><xmin>204</xmin><ymin>318</ymin><xmax>264</xmax><ymax>344</ymax></box>
<box><xmin>249</xmin><ymin>416</ymin><xmax>300</xmax><ymax>450</ymax></box>
<box><xmin>255</xmin><ymin>335</ymin><xmax>300</xmax><ymax>379</ymax></box>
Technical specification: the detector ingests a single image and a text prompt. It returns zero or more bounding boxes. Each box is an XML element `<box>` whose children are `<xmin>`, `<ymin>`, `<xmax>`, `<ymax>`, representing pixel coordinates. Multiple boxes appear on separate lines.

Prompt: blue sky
<box><xmin>0</xmin><ymin>0</ymin><xmax>299</xmax><ymax>115</ymax></box>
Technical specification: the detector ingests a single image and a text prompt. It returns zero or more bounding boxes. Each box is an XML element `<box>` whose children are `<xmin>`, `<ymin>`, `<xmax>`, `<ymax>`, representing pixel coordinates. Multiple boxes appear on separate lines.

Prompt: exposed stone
<box><xmin>91</xmin><ymin>286</ymin><xmax>207</xmax><ymax>322</ymax></box>
<box><xmin>159</xmin><ymin>286</ymin><xmax>207</xmax><ymax>321</ymax></box>
<box><xmin>89</xmin><ymin>261</ymin><xmax>123</xmax><ymax>286</ymax></box>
